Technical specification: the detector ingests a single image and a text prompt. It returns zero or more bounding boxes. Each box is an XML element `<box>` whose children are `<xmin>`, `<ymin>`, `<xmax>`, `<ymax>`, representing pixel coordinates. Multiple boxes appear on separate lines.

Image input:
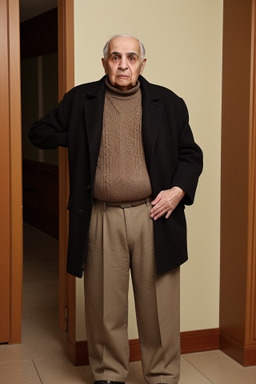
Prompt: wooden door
<box><xmin>252</xmin><ymin>0</ymin><xmax>256</xmax><ymax>342</ymax></box>
<box><xmin>220</xmin><ymin>0</ymin><xmax>256</xmax><ymax>366</ymax></box>
<box><xmin>0</xmin><ymin>0</ymin><xmax>11</xmax><ymax>343</ymax></box>
<box><xmin>0</xmin><ymin>0</ymin><xmax>22</xmax><ymax>344</ymax></box>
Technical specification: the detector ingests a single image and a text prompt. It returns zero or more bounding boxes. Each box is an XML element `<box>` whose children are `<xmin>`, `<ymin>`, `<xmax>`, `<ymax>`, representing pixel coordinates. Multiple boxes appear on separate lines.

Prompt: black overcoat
<box><xmin>29</xmin><ymin>75</ymin><xmax>203</xmax><ymax>278</ymax></box>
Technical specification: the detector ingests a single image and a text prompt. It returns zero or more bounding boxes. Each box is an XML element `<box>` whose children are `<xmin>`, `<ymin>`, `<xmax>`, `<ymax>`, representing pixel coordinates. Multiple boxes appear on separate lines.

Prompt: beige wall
<box><xmin>74</xmin><ymin>0</ymin><xmax>223</xmax><ymax>340</ymax></box>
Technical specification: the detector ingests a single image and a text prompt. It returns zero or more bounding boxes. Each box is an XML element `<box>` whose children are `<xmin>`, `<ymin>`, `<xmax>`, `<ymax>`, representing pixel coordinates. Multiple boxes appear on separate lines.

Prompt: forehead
<box><xmin>108</xmin><ymin>36</ymin><xmax>141</xmax><ymax>56</ymax></box>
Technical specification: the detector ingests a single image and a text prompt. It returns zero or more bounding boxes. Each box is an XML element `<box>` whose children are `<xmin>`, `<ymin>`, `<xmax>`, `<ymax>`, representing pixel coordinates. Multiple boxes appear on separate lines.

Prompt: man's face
<box><xmin>102</xmin><ymin>36</ymin><xmax>146</xmax><ymax>91</ymax></box>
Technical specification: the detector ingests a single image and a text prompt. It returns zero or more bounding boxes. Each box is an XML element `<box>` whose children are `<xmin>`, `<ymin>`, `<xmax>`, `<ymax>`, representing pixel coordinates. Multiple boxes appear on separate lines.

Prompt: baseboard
<box><xmin>129</xmin><ymin>338</ymin><xmax>141</xmax><ymax>362</ymax></box>
<box><xmin>220</xmin><ymin>333</ymin><xmax>256</xmax><ymax>367</ymax></box>
<box><xmin>66</xmin><ymin>338</ymin><xmax>89</xmax><ymax>366</ymax></box>
<box><xmin>66</xmin><ymin>328</ymin><xmax>220</xmax><ymax>366</ymax></box>
<box><xmin>181</xmin><ymin>328</ymin><xmax>220</xmax><ymax>354</ymax></box>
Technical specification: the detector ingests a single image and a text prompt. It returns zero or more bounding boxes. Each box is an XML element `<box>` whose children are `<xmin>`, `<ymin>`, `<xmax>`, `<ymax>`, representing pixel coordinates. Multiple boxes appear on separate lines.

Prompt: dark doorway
<box><xmin>19</xmin><ymin>0</ymin><xmax>65</xmax><ymax>355</ymax></box>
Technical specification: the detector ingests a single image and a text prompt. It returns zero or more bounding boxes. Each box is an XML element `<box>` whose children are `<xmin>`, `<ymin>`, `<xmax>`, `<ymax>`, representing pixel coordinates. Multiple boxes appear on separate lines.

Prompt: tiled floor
<box><xmin>0</xmin><ymin>224</ymin><xmax>255</xmax><ymax>383</ymax></box>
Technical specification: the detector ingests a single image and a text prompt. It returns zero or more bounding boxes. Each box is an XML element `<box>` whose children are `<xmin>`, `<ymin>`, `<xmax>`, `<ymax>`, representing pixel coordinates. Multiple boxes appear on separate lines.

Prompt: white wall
<box><xmin>74</xmin><ymin>0</ymin><xmax>223</xmax><ymax>340</ymax></box>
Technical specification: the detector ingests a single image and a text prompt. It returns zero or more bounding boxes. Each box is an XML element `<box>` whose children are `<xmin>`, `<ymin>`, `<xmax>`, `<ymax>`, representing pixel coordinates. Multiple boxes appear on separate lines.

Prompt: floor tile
<box><xmin>34</xmin><ymin>356</ymin><xmax>93</xmax><ymax>383</ymax></box>
<box><xmin>35</xmin><ymin>358</ymin><xmax>146</xmax><ymax>384</ymax></box>
<box><xmin>127</xmin><ymin>358</ymin><xmax>213</xmax><ymax>384</ymax></box>
<box><xmin>183</xmin><ymin>350</ymin><xmax>256</xmax><ymax>384</ymax></box>
<box><xmin>22</xmin><ymin>223</ymin><xmax>65</xmax><ymax>360</ymax></box>
<box><xmin>0</xmin><ymin>360</ymin><xmax>41</xmax><ymax>384</ymax></box>
<box><xmin>179</xmin><ymin>356</ymin><xmax>212</xmax><ymax>383</ymax></box>
<box><xmin>0</xmin><ymin>225</ymin><xmax>65</xmax><ymax>363</ymax></box>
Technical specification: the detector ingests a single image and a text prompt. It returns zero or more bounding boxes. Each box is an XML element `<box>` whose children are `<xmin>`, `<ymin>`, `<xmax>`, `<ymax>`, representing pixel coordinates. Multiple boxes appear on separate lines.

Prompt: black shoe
<box><xmin>94</xmin><ymin>381</ymin><xmax>125</xmax><ymax>384</ymax></box>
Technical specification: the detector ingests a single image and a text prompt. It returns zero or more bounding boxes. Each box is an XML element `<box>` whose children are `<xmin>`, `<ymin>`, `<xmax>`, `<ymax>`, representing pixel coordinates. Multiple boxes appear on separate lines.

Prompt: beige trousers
<box><xmin>84</xmin><ymin>201</ymin><xmax>180</xmax><ymax>384</ymax></box>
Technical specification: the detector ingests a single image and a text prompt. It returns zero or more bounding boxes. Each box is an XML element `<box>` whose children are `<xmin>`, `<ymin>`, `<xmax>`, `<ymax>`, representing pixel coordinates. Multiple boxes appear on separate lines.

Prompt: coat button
<box><xmin>86</xmin><ymin>184</ymin><xmax>91</xmax><ymax>192</ymax></box>
<box><xmin>78</xmin><ymin>208</ymin><xmax>84</xmax><ymax>217</ymax></box>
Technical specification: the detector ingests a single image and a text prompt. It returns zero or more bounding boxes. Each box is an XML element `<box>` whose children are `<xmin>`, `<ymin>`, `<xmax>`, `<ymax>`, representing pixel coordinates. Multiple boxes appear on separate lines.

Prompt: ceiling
<box><xmin>20</xmin><ymin>0</ymin><xmax>57</xmax><ymax>22</ymax></box>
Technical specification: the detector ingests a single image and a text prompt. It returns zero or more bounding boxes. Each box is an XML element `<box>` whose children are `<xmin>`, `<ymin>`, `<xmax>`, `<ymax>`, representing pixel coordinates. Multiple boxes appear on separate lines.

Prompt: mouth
<box><xmin>117</xmin><ymin>75</ymin><xmax>129</xmax><ymax>79</ymax></box>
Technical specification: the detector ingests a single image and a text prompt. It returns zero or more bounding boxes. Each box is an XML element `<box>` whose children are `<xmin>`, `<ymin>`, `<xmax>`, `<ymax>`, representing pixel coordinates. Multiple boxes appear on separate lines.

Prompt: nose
<box><xmin>118</xmin><ymin>56</ymin><xmax>128</xmax><ymax>70</ymax></box>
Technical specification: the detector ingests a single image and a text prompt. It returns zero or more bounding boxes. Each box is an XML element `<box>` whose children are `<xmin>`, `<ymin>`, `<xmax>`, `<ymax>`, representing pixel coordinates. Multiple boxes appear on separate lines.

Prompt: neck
<box><xmin>105</xmin><ymin>76</ymin><xmax>140</xmax><ymax>96</ymax></box>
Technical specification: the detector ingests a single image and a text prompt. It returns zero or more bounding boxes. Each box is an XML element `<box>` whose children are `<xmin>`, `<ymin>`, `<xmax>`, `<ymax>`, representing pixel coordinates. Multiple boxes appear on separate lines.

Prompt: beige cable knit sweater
<box><xmin>93</xmin><ymin>79</ymin><xmax>152</xmax><ymax>202</ymax></box>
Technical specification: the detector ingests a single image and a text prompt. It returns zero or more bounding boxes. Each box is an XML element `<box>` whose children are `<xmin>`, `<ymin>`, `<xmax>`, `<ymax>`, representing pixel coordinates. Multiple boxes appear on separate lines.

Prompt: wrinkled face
<box><xmin>102</xmin><ymin>36</ymin><xmax>146</xmax><ymax>91</ymax></box>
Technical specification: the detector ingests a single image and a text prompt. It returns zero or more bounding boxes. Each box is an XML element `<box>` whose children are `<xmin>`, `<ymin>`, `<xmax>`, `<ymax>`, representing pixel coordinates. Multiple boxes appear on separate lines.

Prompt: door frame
<box><xmin>57</xmin><ymin>0</ymin><xmax>76</xmax><ymax>346</ymax></box>
<box><xmin>8</xmin><ymin>0</ymin><xmax>23</xmax><ymax>344</ymax></box>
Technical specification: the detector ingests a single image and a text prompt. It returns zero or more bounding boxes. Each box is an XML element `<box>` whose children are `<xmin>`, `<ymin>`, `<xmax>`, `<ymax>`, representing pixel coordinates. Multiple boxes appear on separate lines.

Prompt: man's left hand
<box><xmin>150</xmin><ymin>187</ymin><xmax>185</xmax><ymax>220</ymax></box>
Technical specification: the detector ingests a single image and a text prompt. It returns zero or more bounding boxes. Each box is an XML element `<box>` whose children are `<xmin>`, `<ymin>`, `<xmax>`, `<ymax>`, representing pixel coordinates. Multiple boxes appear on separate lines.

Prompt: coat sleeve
<box><xmin>171</xmin><ymin>98</ymin><xmax>203</xmax><ymax>205</ymax></box>
<box><xmin>29</xmin><ymin>93</ymin><xmax>69</xmax><ymax>149</ymax></box>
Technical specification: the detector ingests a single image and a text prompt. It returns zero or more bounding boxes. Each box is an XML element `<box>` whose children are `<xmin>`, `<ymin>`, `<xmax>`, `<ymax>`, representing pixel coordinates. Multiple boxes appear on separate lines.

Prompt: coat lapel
<box><xmin>84</xmin><ymin>78</ymin><xmax>105</xmax><ymax>177</ymax></box>
<box><xmin>140</xmin><ymin>76</ymin><xmax>162</xmax><ymax>173</ymax></box>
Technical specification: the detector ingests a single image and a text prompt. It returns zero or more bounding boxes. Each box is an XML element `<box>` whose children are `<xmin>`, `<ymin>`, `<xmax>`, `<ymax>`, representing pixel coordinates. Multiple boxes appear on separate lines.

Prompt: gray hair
<box><xmin>103</xmin><ymin>34</ymin><xmax>146</xmax><ymax>61</ymax></box>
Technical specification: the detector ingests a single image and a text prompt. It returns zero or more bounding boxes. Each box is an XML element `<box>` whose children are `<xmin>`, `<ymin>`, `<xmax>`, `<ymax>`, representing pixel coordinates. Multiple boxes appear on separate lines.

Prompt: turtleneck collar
<box><xmin>105</xmin><ymin>76</ymin><xmax>140</xmax><ymax>96</ymax></box>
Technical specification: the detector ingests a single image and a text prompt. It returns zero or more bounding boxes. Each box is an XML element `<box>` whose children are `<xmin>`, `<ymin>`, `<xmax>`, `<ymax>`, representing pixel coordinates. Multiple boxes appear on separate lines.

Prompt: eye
<box><xmin>112</xmin><ymin>55</ymin><xmax>120</xmax><ymax>61</ymax></box>
<box><xmin>128</xmin><ymin>56</ymin><xmax>136</xmax><ymax>62</ymax></box>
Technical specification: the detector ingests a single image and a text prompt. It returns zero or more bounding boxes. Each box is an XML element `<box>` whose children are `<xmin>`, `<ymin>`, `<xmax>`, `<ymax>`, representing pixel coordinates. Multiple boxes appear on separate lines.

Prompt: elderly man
<box><xmin>30</xmin><ymin>34</ymin><xmax>203</xmax><ymax>384</ymax></box>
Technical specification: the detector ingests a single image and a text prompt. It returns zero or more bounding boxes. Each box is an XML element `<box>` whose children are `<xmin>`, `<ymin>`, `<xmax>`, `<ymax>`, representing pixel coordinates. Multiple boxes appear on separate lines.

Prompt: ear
<box><xmin>102</xmin><ymin>58</ymin><xmax>107</xmax><ymax>73</ymax></box>
<box><xmin>140</xmin><ymin>58</ymin><xmax>147</xmax><ymax>75</ymax></box>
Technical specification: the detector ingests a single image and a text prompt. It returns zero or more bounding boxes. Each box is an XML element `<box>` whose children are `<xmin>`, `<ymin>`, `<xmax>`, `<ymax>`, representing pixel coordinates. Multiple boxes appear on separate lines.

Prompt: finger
<box><xmin>152</xmin><ymin>206</ymin><xmax>168</xmax><ymax>220</ymax></box>
<box><xmin>151</xmin><ymin>192</ymin><xmax>163</xmax><ymax>206</ymax></box>
<box><xmin>152</xmin><ymin>199</ymin><xmax>176</xmax><ymax>219</ymax></box>
<box><xmin>150</xmin><ymin>201</ymin><xmax>165</xmax><ymax>216</ymax></box>
<box><xmin>150</xmin><ymin>200</ymin><xmax>165</xmax><ymax>215</ymax></box>
<box><xmin>165</xmin><ymin>209</ymin><xmax>173</xmax><ymax>219</ymax></box>
<box><xmin>154</xmin><ymin>198</ymin><xmax>174</xmax><ymax>213</ymax></box>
